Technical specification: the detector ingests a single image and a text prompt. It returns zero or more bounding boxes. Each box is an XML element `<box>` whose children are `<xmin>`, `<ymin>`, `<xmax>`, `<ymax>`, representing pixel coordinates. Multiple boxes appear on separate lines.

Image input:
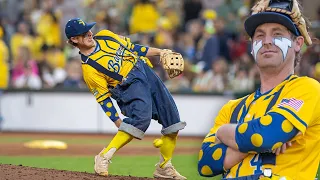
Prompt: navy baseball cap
<box><xmin>65</xmin><ymin>18</ymin><xmax>96</xmax><ymax>39</ymax></box>
<box><xmin>244</xmin><ymin>0</ymin><xmax>301</xmax><ymax>38</ymax></box>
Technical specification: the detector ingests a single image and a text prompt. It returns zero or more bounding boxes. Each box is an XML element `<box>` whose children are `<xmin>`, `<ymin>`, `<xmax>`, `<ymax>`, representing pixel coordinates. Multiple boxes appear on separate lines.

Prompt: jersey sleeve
<box><xmin>199</xmin><ymin>99</ymin><xmax>242</xmax><ymax>177</ymax></box>
<box><xmin>95</xmin><ymin>30</ymin><xmax>132</xmax><ymax>48</ymax></box>
<box><xmin>95</xmin><ymin>30</ymin><xmax>149</xmax><ymax>57</ymax></box>
<box><xmin>83</xmin><ymin>70</ymin><xmax>111</xmax><ymax>103</ymax></box>
<box><xmin>118</xmin><ymin>34</ymin><xmax>149</xmax><ymax>57</ymax></box>
<box><xmin>268</xmin><ymin>77</ymin><xmax>320</xmax><ymax>134</ymax></box>
<box><xmin>203</xmin><ymin>100</ymin><xmax>236</xmax><ymax>143</ymax></box>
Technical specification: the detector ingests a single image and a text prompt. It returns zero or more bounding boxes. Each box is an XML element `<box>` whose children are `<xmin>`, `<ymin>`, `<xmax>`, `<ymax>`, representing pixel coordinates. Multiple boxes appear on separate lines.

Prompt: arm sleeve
<box><xmin>99</xmin><ymin>97</ymin><xmax>119</xmax><ymax>122</ymax></box>
<box><xmin>235</xmin><ymin>112</ymin><xmax>299</xmax><ymax>153</ymax></box>
<box><xmin>198</xmin><ymin>101</ymin><xmax>233</xmax><ymax>177</ymax></box>
<box><xmin>198</xmin><ymin>141</ymin><xmax>228</xmax><ymax>177</ymax></box>
<box><xmin>130</xmin><ymin>43</ymin><xmax>149</xmax><ymax>57</ymax></box>
<box><xmin>235</xmin><ymin>78</ymin><xmax>320</xmax><ymax>153</ymax></box>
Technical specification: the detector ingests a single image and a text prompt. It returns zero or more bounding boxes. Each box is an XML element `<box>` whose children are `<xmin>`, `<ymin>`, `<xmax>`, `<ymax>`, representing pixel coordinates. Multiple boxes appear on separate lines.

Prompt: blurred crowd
<box><xmin>0</xmin><ymin>0</ymin><xmax>319</xmax><ymax>95</ymax></box>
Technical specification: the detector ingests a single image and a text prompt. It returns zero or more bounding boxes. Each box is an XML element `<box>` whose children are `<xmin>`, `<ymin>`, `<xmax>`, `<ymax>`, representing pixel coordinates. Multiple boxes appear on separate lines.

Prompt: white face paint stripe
<box><xmin>273</xmin><ymin>37</ymin><xmax>292</xmax><ymax>61</ymax></box>
<box><xmin>252</xmin><ymin>40</ymin><xmax>263</xmax><ymax>61</ymax></box>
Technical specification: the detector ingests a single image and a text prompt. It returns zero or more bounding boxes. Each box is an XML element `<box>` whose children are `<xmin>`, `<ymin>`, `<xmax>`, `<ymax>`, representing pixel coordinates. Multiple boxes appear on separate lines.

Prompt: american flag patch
<box><xmin>278</xmin><ymin>98</ymin><xmax>304</xmax><ymax>111</ymax></box>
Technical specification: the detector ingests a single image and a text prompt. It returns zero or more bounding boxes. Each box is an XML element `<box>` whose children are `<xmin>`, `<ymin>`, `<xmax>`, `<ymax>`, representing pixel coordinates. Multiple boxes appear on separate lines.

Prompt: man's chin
<box><xmin>257</xmin><ymin>63</ymin><xmax>282</xmax><ymax>70</ymax></box>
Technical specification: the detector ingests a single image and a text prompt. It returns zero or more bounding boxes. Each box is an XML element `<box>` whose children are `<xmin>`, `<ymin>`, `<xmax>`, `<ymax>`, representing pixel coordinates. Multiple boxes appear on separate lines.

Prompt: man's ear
<box><xmin>294</xmin><ymin>36</ymin><xmax>304</xmax><ymax>52</ymax></box>
<box><xmin>70</xmin><ymin>37</ymin><xmax>78</xmax><ymax>44</ymax></box>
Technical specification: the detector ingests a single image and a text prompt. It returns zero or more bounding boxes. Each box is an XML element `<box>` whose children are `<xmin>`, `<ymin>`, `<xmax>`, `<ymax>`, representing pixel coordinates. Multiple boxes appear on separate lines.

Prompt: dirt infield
<box><xmin>0</xmin><ymin>132</ymin><xmax>203</xmax><ymax>180</ymax></box>
<box><xmin>0</xmin><ymin>164</ymin><xmax>165</xmax><ymax>180</ymax></box>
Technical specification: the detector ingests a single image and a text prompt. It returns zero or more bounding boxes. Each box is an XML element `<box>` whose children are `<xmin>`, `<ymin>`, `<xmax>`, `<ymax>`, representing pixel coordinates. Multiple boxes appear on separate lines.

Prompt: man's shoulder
<box><xmin>95</xmin><ymin>29</ymin><xmax>116</xmax><ymax>38</ymax></box>
<box><xmin>287</xmin><ymin>76</ymin><xmax>320</xmax><ymax>91</ymax></box>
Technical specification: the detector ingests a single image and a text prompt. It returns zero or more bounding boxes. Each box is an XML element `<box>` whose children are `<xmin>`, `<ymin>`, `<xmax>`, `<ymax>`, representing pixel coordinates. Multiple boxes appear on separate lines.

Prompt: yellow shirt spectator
<box><xmin>10</xmin><ymin>22</ymin><xmax>35</xmax><ymax>62</ymax></box>
<box><xmin>47</xmin><ymin>48</ymin><xmax>66</xmax><ymax>68</ymax></box>
<box><xmin>36</xmin><ymin>12</ymin><xmax>61</xmax><ymax>47</ymax></box>
<box><xmin>0</xmin><ymin>38</ymin><xmax>9</xmax><ymax>89</ymax></box>
<box><xmin>129</xmin><ymin>2</ymin><xmax>160</xmax><ymax>34</ymax></box>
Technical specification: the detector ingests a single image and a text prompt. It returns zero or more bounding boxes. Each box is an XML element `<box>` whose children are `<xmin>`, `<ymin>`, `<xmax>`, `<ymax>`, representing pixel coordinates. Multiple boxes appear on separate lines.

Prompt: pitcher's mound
<box><xmin>0</xmin><ymin>164</ymin><xmax>162</xmax><ymax>180</ymax></box>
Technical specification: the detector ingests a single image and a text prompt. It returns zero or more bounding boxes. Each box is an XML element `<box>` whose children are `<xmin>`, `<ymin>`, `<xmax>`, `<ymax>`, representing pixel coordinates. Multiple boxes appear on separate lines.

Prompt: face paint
<box><xmin>273</xmin><ymin>37</ymin><xmax>292</xmax><ymax>61</ymax></box>
<box><xmin>252</xmin><ymin>40</ymin><xmax>263</xmax><ymax>61</ymax></box>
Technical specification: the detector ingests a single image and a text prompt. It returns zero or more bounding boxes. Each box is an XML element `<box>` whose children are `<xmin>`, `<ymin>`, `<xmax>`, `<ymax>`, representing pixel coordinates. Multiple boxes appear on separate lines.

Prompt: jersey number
<box><xmin>250</xmin><ymin>154</ymin><xmax>262</xmax><ymax>174</ymax></box>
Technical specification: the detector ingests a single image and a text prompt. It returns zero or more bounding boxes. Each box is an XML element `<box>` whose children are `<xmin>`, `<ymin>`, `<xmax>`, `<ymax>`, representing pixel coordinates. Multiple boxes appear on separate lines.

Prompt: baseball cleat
<box><xmin>153</xmin><ymin>161</ymin><xmax>187</xmax><ymax>179</ymax></box>
<box><xmin>94</xmin><ymin>153</ymin><xmax>111</xmax><ymax>176</ymax></box>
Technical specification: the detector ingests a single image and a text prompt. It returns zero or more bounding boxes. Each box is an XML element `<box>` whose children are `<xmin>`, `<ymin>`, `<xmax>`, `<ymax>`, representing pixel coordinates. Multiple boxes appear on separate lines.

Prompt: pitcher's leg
<box><xmin>94</xmin><ymin>131</ymin><xmax>133</xmax><ymax>176</ymax></box>
<box><xmin>118</xmin><ymin>81</ymin><xmax>153</xmax><ymax>140</ymax></box>
<box><xmin>95</xmin><ymin>66</ymin><xmax>153</xmax><ymax>176</ymax></box>
<box><xmin>159</xmin><ymin>132</ymin><xmax>178</xmax><ymax>167</ymax></box>
<box><xmin>142</xmin><ymin>63</ymin><xmax>186</xmax><ymax>179</ymax></box>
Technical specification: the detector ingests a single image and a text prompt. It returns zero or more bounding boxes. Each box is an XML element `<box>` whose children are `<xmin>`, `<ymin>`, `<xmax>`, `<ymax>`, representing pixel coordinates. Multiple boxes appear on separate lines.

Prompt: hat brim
<box><xmin>244</xmin><ymin>12</ymin><xmax>300</xmax><ymax>38</ymax></box>
<box><xmin>79</xmin><ymin>22</ymin><xmax>96</xmax><ymax>35</ymax></box>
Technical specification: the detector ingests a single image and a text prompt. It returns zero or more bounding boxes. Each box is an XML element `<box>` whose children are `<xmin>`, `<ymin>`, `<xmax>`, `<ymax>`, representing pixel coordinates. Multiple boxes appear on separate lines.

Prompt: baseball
<box><xmin>153</xmin><ymin>138</ymin><xmax>163</xmax><ymax>148</ymax></box>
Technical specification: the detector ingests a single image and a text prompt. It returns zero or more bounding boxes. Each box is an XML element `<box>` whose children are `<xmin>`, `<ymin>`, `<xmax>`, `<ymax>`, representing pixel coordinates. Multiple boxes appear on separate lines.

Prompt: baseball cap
<box><xmin>244</xmin><ymin>0</ymin><xmax>301</xmax><ymax>38</ymax></box>
<box><xmin>65</xmin><ymin>18</ymin><xmax>96</xmax><ymax>39</ymax></box>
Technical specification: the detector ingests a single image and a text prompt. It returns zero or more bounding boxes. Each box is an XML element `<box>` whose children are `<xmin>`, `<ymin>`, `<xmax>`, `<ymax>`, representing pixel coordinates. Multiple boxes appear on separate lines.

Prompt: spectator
<box><xmin>0</xmin><ymin>15</ymin><xmax>14</xmax><ymax>46</ymax></box>
<box><xmin>0</xmin><ymin>27</ymin><xmax>9</xmax><ymax>91</ymax></box>
<box><xmin>0</xmin><ymin>27</ymin><xmax>9</xmax><ymax>128</ymax></box>
<box><xmin>182</xmin><ymin>0</ymin><xmax>202</xmax><ymax>29</ymax></box>
<box><xmin>192</xmin><ymin>57</ymin><xmax>228</xmax><ymax>92</ymax></box>
<box><xmin>154</xmin><ymin>17</ymin><xmax>174</xmax><ymax>49</ymax></box>
<box><xmin>165</xmin><ymin>61</ymin><xmax>195</xmax><ymax>92</ymax></box>
<box><xmin>213</xmin><ymin>18</ymin><xmax>232</xmax><ymax>62</ymax></box>
<box><xmin>38</xmin><ymin>45</ymin><xmax>67</xmax><ymax>89</ymax></box>
<box><xmin>229</xmin><ymin>68</ymin><xmax>254</xmax><ymax>93</ymax></box>
<box><xmin>129</xmin><ymin>0</ymin><xmax>160</xmax><ymax>34</ymax></box>
<box><xmin>311</xmin><ymin>6</ymin><xmax>320</xmax><ymax>38</ymax></box>
<box><xmin>62</xmin><ymin>58</ymin><xmax>84</xmax><ymax>88</ymax></box>
<box><xmin>35</xmin><ymin>0</ymin><xmax>61</xmax><ymax>47</ymax></box>
<box><xmin>185</xmin><ymin>19</ymin><xmax>205</xmax><ymax>64</ymax></box>
<box><xmin>0</xmin><ymin>0</ymin><xmax>318</xmax><ymax>93</ymax></box>
<box><xmin>10</xmin><ymin>21</ymin><xmax>34</xmax><ymax>61</ymax></box>
<box><xmin>12</xmin><ymin>46</ymin><xmax>42</xmax><ymax>89</ymax></box>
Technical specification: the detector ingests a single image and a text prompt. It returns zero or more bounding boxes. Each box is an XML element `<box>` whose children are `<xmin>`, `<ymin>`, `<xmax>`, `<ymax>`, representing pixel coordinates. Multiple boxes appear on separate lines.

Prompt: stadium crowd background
<box><xmin>0</xmin><ymin>0</ymin><xmax>319</xmax><ymax>95</ymax></box>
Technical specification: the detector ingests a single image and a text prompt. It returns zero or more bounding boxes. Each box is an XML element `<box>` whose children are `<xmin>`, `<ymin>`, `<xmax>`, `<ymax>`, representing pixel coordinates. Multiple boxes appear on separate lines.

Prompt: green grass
<box><xmin>0</xmin><ymin>137</ymin><xmax>201</xmax><ymax>147</ymax></box>
<box><xmin>0</xmin><ymin>154</ymin><xmax>219</xmax><ymax>180</ymax></box>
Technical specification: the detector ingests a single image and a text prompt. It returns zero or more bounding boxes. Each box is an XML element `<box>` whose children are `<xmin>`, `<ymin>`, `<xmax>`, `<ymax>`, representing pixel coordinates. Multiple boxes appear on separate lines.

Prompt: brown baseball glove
<box><xmin>160</xmin><ymin>50</ymin><xmax>184</xmax><ymax>78</ymax></box>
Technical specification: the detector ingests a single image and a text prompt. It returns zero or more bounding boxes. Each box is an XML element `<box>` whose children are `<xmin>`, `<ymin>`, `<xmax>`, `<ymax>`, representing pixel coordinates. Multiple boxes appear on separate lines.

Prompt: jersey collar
<box><xmin>254</xmin><ymin>74</ymin><xmax>295</xmax><ymax>99</ymax></box>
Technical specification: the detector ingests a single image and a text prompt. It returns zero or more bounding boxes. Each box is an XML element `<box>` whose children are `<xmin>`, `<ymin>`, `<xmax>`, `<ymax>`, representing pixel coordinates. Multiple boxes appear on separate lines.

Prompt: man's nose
<box><xmin>88</xmin><ymin>31</ymin><xmax>93</xmax><ymax>37</ymax></box>
<box><xmin>263</xmin><ymin>35</ymin><xmax>273</xmax><ymax>45</ymax></box>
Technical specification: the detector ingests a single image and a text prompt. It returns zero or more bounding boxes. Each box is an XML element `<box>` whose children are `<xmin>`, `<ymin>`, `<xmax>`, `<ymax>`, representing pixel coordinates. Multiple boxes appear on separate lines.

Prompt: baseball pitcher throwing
<box><xmin>64</xmin><ymin>18</ymin><xmax>186</xmax><ymax>179</ymax></box>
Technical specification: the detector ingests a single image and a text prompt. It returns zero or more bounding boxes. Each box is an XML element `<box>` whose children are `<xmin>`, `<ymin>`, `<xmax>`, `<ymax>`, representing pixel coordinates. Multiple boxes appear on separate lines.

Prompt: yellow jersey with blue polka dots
<box><xmin>82</xmin><ymin>30</ymin><xmax>149</xmax><ymax>103</ymax></box>
<box><xmin>202</xmin><ymin>75</ymin><xmax>320</xmax><ymax>179</ymax></box>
